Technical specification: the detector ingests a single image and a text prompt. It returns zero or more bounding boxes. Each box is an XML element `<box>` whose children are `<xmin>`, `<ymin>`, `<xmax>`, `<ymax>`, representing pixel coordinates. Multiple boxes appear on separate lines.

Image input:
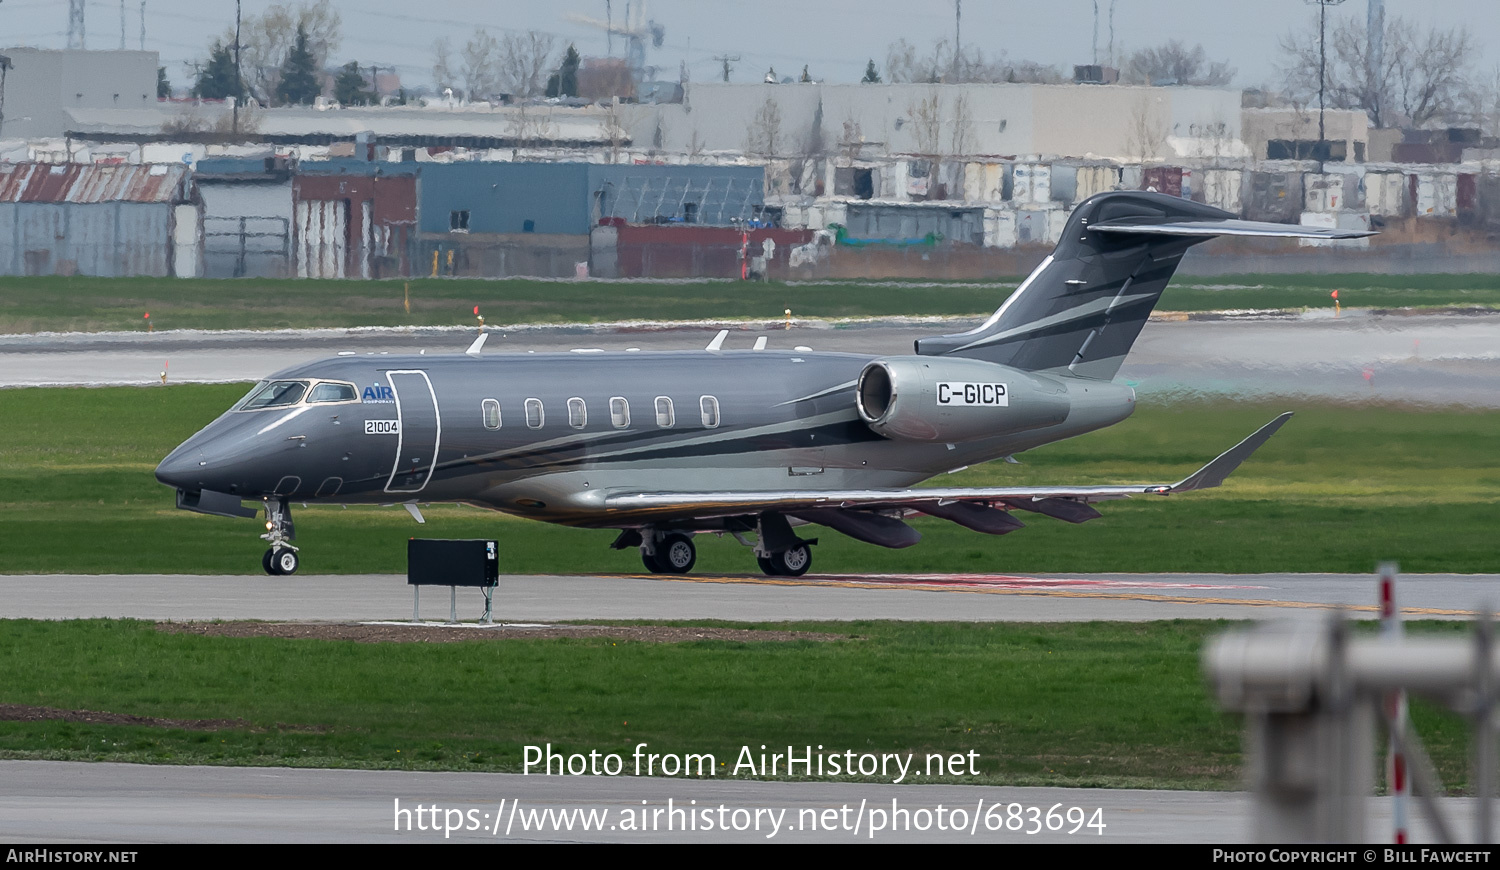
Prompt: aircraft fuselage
<box><xmin>155</xmin><ymin>348</ymin><xmax>1135</xmax><ymax>530</ymax></box>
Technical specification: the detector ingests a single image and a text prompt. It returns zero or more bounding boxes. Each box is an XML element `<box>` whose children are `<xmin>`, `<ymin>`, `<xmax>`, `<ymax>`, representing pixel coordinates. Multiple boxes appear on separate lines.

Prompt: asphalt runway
<box><xmin>2</xmin><ymin>570</ymin><xmax>1492</xmax><ymax>622</ymax></box>
<box><xmin>4</xmin><ymin>310</ymin><xmax>1499</xmax><ymax>406</ymax></box>
<box><xmin>0</xmin><ymin>759</ymin><xmax>1477</xmax><ymax>843</ymax></box>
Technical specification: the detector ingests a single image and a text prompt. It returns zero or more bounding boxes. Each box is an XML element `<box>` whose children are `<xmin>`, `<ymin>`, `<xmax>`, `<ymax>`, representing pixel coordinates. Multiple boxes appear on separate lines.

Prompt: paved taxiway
<box><xmin>4</xmin><ymin>310</ymin><xmax>1499</xmax><ymax>407</ymax></box>
<box><xmin>1</xmin><ymin>759</ymin><xmax>1479</xmax><ymax>843</ymax></box>
<box><xmin>3</xmin><ymin>571</ymin><xmax>1493</xmax><ymax>622</ymax></box>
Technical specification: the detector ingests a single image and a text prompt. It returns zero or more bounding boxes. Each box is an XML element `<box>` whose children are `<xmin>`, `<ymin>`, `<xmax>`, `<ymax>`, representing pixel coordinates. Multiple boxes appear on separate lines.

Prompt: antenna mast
<box><xmin>67</xmin><ymin>0</ymin><xmax>86</xmax><ymax>49</ymax></box>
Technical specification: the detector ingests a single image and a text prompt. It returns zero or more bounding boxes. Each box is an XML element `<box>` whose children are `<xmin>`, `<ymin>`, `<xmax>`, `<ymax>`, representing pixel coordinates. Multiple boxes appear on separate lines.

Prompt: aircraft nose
<box><xmin>155</xmin><ymin>444</ymin><xmax>204</xmax><ymax>489</ymax></box>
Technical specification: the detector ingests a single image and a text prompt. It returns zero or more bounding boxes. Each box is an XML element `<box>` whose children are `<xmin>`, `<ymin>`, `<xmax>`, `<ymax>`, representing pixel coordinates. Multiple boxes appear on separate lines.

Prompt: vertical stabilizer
<box><xmin>915</xmin><ymin>190</ymin><xmax>1371</xmax><ymax>380</ymax></box>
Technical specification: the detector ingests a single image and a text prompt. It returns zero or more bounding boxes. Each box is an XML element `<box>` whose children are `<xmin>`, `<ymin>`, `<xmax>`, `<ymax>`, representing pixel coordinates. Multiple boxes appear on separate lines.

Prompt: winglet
<box><xmin>466</xmin><ymin>332</ymin><xmax>488</xmax><ymax>356</ymax></box>
<box><xmin>706</xmin><ymin>329</ymin><xmax>730</xmax><ymax>351</ymax></box>
<box><xmin>1165</xmin><ymin>412</ymin><xmax>1293</xmax><ymax>494</ymax></box>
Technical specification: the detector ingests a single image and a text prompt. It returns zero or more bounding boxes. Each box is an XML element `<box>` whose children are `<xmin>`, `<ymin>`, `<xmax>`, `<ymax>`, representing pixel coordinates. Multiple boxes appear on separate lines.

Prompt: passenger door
<box><xmin>384</xmin><ymin>370</ymin><xmax>441</xmax><ymax>494</ymax></box>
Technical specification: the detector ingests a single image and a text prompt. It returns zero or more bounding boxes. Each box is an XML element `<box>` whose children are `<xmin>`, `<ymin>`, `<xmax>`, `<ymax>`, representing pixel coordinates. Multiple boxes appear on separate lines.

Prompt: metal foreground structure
<box><xmin>1206</xmin><ymin>611</ymin><xmax>1498</xmax><ymax>843</ymax></box>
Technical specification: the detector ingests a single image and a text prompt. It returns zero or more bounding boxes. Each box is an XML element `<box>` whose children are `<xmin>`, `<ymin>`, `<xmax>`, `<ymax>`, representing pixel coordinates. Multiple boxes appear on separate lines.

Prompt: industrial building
<box><xmin>0</xmin><ymin>48</ymin><xmax>158</xmax><ymax>140</ymax></box>
<box><xmin>0</xmin><ymin>162</ymin><xmax>200</xmax><ymax>277</ymax></box>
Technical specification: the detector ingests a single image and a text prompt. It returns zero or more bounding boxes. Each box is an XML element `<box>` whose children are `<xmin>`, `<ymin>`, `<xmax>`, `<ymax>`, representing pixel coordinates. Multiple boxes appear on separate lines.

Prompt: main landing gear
<box><xmin>641</xmin><ymin>532</ymin><xmax>697</xmax><ymax>575</ymax></box>
<box><xmin>260</xmin><ymin>497</ymin><xmax>300</xmax><ymax>575</ymax></box>
<box><xmin>614</xmin><ymin>518</ymin><xmax>816</xmax><ymax>577</ymax></box>
<box><xmin>756</xmin><ymin>541</ymin><xmax>813</xmax><ymax>577</ymax></box>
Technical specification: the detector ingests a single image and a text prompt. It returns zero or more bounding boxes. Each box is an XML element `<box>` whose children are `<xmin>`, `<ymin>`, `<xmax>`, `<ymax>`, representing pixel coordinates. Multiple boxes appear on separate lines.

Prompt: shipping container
<box><xmin>1141</xmin><ymin>166</ymin><xmax>1183</xmax><ymax>198</ymax></box>
<box><xmin>1201</xmin><ymin>168</ymin><xmax>1243</xmax><ymax>213</ymax></box>
<box><xmin>1012</xmin><ymin>164</ymin><xmax>1051</xmax><ymax>204</ymax></box>
<box><xmin>1244</xmin><ymin>170</ymin><xmax>1303</xmax><ymax>223</ymax></box>
<box><xmin>983</xmin><ymin>207</ymin><xmax>1018</xmax><ymax>248</ymax></box>
<box><xmin>1075</xmin><ymin>165</ymin><xmax>1119</xmax><ymax>202</ymax></box>
<box><xmin>1365</xmin><ymin>171</ymin><xmax>1407</xmax><ymax>217</ymax></box>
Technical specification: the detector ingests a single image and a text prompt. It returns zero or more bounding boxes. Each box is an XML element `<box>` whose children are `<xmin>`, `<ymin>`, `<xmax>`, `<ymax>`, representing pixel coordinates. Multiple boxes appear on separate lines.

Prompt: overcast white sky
<box><xmin>0</xmin><ymin>0</ymin><xmax>1491</xmax><ymax>93</ymax></box>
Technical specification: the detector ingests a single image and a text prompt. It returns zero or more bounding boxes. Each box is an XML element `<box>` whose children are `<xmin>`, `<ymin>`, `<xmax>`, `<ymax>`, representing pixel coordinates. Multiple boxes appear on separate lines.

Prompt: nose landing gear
<box><xmin>260</xmin><ymin>497</ymin><xmax>300</xmax><ymax>575</ymax></box>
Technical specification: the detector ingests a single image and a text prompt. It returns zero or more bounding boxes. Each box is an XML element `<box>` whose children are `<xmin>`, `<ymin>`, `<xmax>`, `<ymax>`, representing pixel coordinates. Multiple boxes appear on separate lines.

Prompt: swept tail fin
<box><xmin>915</xmin><ymin>190</ymin><xmax>1373</xmax><ymax>380</ymax></box>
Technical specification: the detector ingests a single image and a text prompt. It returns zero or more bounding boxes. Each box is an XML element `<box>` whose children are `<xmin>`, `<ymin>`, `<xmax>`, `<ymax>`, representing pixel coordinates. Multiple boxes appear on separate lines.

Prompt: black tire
<box><xmin>756</xmin><ymin>554</ymin><xmax>780</xmax><ymax>576</ymax></box>
<box><xmin>262</xmin><ymin>549</ymin><xmax>280</xmax><ymax>575</ymax></box>
<box><xmin>272</xmin><ymin>548</ymin><xmax>300</xmax><ymax>576</ymax></box>
<box><xmin>641</xmin><ymin>547</ymin><xmax>665</xmax><ymax>573</ymax></box>
<box><xmin>657</xmin><ymin>534</ymin><xmax>696</xmax><ymax>574</ymax></box>
<box><xmin>774</xmin><ymin>543</ymin><xmax>812</xmax><ymax>577</ymax></box>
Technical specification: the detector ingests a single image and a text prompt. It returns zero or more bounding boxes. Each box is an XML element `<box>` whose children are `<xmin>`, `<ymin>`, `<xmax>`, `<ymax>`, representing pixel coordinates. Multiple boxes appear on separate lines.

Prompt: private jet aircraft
<box><xmin>155</xmin><ymin>190</ymin><xmax>1370</xmax><ymax>576</ymax></box>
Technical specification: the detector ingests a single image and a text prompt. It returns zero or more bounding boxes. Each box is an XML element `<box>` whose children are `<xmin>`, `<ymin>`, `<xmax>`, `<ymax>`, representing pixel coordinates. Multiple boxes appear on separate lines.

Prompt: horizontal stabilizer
<box><xmin>1090</xmin><ymin>218</ymin><xmax>1375</xmax><ymax>240</ymax></box>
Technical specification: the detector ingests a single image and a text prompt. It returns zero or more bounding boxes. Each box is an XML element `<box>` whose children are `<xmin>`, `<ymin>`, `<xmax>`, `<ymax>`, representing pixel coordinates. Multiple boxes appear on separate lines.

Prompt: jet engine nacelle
<box><xmin>855</xmin><ymin>356</ymin><xmax>1071</xmax><ymax>442</ymax></box>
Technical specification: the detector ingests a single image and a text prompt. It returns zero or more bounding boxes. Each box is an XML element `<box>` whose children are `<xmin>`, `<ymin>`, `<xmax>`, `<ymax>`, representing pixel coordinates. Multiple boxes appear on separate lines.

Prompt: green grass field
<box><xmin>2</xmin><ymin>273</ymin><xmax>1499</xmax><ymax>334</ymax></box>
<box><xmin>1</xmin><ymin>384</ymin><xmax>1497</xmax><ymax>575</ymax></box>
<box><xmin>0</xmin><ymin>618</ymin><xmax>1475</xmax><ymax>790</ymax></box>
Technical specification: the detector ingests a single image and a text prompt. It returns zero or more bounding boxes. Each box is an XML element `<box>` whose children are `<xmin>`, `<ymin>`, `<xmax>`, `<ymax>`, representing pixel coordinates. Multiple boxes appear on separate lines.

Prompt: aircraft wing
<box><xmin>1089</xmin><ymin>218</ymin><xmax>1375</xmax><ymax>239</ymax></box>
<box><xmin>603</xmin><ymin>412</ymin><xmax>1292</xmax><ymax>522</ymax></box>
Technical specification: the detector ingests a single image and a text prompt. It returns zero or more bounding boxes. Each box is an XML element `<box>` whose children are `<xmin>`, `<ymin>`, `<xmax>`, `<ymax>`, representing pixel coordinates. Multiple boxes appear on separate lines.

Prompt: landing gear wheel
<box><xmin>657</xmin><ymin>534</ymin><xmax>696</xmax><ymax>574</ymax></box>
<box><xmin>262</xmin><ymin>549</ymin><xmax>279</xmax><ymax>576</ymax></box>
<box><xmin>271</xmin><ymin>548</ymin><xmax>300</xmax><ymax>576</ymax></box>
<box><xmin>759</xmin><ymin>543</ymin><xmax>812</xmax><ymax>577</ymax></box>
<box><xmin>641</xmin><ymin>548</ymin><xmax>664</xmax><ymax>573</ymax></box>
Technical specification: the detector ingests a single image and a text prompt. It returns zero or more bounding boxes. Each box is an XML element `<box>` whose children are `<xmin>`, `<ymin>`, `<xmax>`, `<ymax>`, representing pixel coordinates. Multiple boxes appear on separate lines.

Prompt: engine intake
<box><xmin>855</xmin><ymin>356</ymin><xmax>1071</xmax><ymax>442</ymax></box>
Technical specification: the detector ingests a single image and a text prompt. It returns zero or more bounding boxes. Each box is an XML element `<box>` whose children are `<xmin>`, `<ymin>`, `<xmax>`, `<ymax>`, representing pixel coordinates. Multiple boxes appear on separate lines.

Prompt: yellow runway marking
<box><xmin>612</xmin><ymin>574</ymin><xmax>1472</xmax><ymax>617</ymax></box>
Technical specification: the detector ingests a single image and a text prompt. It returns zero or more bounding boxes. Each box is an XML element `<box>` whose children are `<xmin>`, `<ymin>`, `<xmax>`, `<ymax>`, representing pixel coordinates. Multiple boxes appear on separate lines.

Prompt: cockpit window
<box><xmin>307</xmin><ymin>382</ymin><xmax>357</xmax><ymax>403</ymax></box>
<box><xmin>239</xmin><ymin>380</ymin><xmax>309</xmax><ymax>410</ymax></box>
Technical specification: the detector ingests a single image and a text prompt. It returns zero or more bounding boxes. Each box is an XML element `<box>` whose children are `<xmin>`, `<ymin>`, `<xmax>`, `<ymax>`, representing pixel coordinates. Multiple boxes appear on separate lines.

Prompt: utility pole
<box><xmin>714</xmin><ymin>53</ymin><xmax>739</xmax><ymax>83</ymax></box>
<box><xmin>118</xmin><ymin>0</ymin><xmax>125</xmax><ymax>50</ymax></box>
<box><xmin>0</xmin><ymin>54</ymin><xmax>11</xmax><ymax>139</ymax></box>
<box><xmin>1306</xmin><ymin>0</ymin><xmax>1348</xmax><ymax>151</ymax></box>
<box><xmin>954</xmin><ymin>0</ymin><xmax>961</xmax><ymax>78</ymax></box>
<box><xmin>233</xmin><ymin>0</ymin><xmax>241</xmax><ymax>136</ymax></box>
<box><xmin>67</xmin><ymin>0</ymin><xmax>85</xmax><ymax>50</ymax></box>
<box><xmin>139</xmin><ymin>0</ymin><xmax>145</xmax><ymax>51</ymax></box>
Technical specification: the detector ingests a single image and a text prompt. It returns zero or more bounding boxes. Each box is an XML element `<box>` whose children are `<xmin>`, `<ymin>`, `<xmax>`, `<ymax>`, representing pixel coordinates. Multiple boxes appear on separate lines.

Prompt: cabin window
<box><xmin>567</xmin><ymin>397</ymin><xmax>587</xmax><ymax>429</ymax></box>
<box><xmin>525</xmin><ymin>398</ymin><xmax>544</xmax><ymax>429</ymax></box>
<box><xmin>307</xmin><ymin>382</ymin><xmax>357</xmax><ymax>403</ymax></box>
<box><xmin>610</xmin><ymin>397</ymin><xmax>630</xmax><ymax>428</ymax></box>
<box><xmin>654</xmin><ymin>396</ymin><xmax>675</xmax><ymax>428</ymax></box>
<box><xmin>239</xmin><ymin>380</ymin><xmax>308</xmax><ymax>410</ymax></box>
<box><xmin>482</xmin><ymin>398</ymin><xmax>501</xmax><ymax>430</ymax></box>
<box><xmin>700</xmin><ymin>395</ymin><xmax>720</xmax><ymax>428</ymax></box>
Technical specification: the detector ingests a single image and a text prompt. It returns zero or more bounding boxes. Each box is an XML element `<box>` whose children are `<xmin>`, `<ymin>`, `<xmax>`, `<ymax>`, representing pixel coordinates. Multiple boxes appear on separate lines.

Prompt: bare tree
<box><xmin>497</xmin><ymin>31</ymin><xmax>558</xmax><ymax>98</ymax></box>
<box><xmin>949</xmin><ymin>92</ymin><xmax>974</xmax><ymax>157</ymax></box>
<box><xmin>461</xmin><ymin>30</ymin><xmax>500</xmax><ymax>101</ymax></box>
<box><xmin>838</xmin><ymin>115</ymin><xmax>864</xmax><ymax>163</ymax></box>
<box><xmin>1277</xmin><ymin>13</ymin><xmax>1475</xmax><ymax>128</ymax></box>
<box><xmin>884</xmin><ymin>37</ymin><xmax>1058</xmax><ymax>84</ymax></box>
<box><xmin>432</xmin><ymin>37</ymin><xmax>457</xmax><ymax>96</ymax></box>
<box><xmin>225</xmin><ymin>0</ymin><xmax>341</xmax><ymax>105</ymax></box>
<box><xmin>1126</xmin><ymin>40</ymin><xmax>1235</xmax><ymax>86</ymax></box>
<box><xmin>908</xmin><ymin>90</ymin><xmax>942</xmax><ymax>155</ymax></box>
<box><xmin>1126</xmin><ymin>93</ymin><xmax>1168</xmax><ymax>161</ymax></box>
<box><xmin>745</xmin><ymin>97</ymin><xmax>783</xmax><ymax>157</ymax></box>
<box><xmin>507</xmin><ymin>101</ymin><xmax>557</xmax><ymax>151</ymax></box>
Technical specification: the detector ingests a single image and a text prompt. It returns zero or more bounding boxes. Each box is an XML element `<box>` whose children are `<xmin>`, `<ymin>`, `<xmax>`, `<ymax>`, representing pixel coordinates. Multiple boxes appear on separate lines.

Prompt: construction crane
<box><xmin>567</xmin><ymin>0</ymin><xmax>665</xmax><ymax>90</ymax></box>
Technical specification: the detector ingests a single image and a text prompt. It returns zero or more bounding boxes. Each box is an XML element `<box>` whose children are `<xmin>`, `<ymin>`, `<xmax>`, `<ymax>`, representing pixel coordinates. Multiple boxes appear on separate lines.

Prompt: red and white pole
<box><xmin>1381</xmin><ymin>561</ymin><xmax>1409</xmax><ymax>844</ymax></box>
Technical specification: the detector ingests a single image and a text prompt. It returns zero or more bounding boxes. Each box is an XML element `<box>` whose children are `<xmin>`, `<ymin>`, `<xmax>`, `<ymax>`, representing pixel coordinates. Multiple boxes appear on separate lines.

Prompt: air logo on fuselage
<box><xmin>936</xmin><ymin>382</ymin><xmax>1009</xmax><ymax>407</ymax></box>
<box><xmin>362</xmin><ymin>384</ymin><xmax>396</xmax><ymax>403</ymax></box>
